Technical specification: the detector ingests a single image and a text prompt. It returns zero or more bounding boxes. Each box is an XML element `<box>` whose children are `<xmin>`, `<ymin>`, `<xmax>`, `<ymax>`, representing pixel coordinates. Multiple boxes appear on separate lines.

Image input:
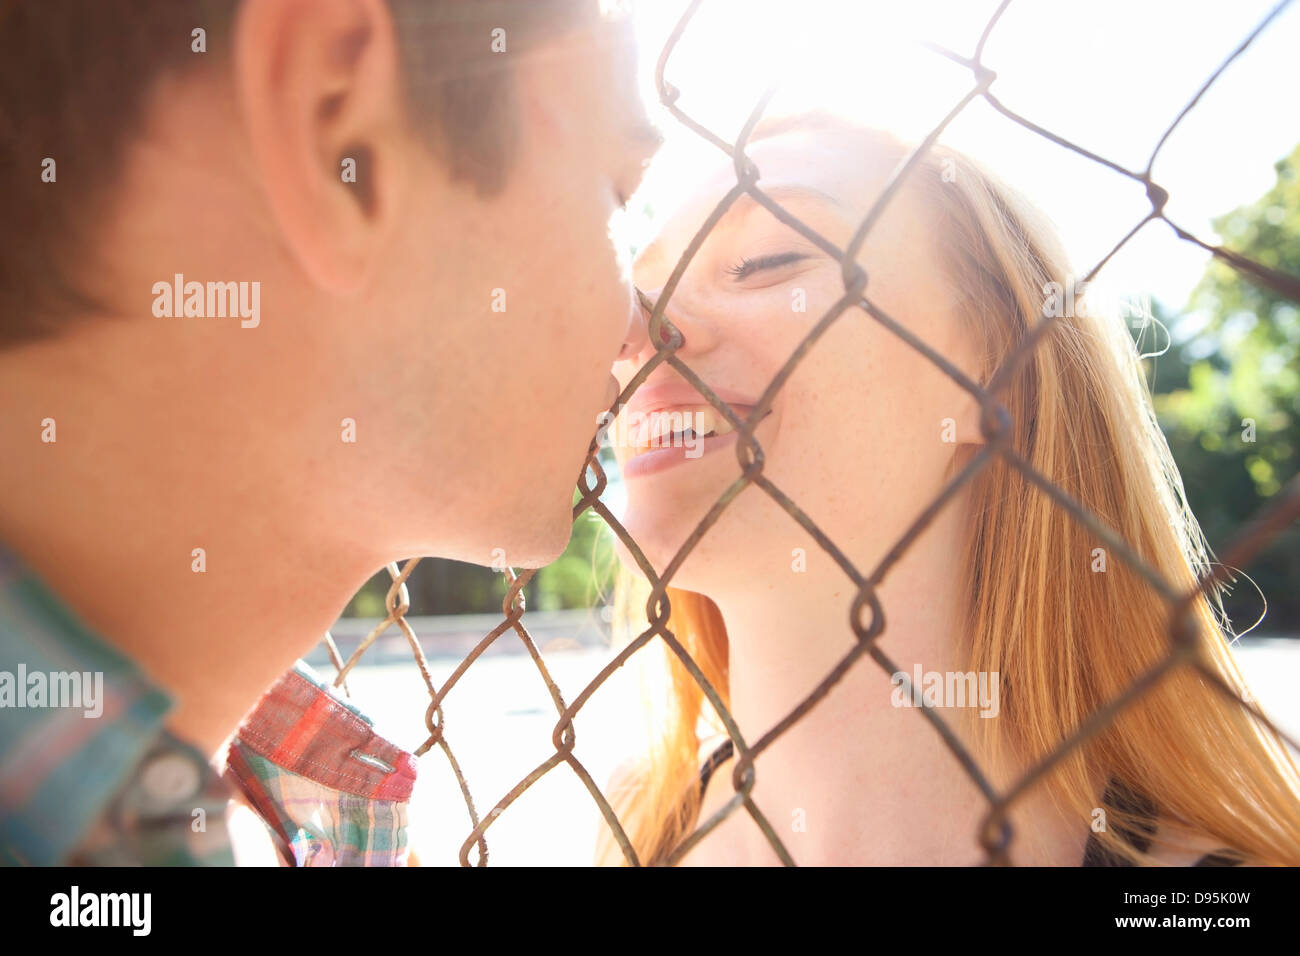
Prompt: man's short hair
<box><xmin>0</xmin><ymin>0</ymin><xmax>598</xmax><ymax>345</ymax></box>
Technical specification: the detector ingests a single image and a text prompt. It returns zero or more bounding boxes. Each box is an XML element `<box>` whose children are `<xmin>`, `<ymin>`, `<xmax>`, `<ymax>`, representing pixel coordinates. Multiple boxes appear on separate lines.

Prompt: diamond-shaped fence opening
<box><xmin>321</xmin><ymin>0</ymin><xmax>1300</xmax><ymax>866</ymax></box>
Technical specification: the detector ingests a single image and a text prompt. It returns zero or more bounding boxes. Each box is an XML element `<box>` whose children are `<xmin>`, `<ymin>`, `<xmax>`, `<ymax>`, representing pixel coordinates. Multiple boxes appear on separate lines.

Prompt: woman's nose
<box><xmin>620</xmin><ymin>287</ymin><xmax>697</xmax><ymax>362</ymax></box>
<box><xmin>618</xmin><ymin>288</ymin><xmax>669</xmax><ymax>361</ymax></box>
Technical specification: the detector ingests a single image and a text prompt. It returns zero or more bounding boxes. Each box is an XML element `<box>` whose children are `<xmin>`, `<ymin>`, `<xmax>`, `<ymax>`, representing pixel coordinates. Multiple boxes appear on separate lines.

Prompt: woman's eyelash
<box><xmin>726</xmin><ymin>252</ymin><xmax>809</xmax><ymax>279</ymax></box>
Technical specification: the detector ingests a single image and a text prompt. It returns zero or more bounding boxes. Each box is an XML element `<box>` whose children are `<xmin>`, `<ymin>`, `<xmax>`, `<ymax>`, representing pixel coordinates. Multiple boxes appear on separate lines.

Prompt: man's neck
<box><xmin>0</xmin><ymin>323</ymin><xmax>379</xmax><ymax>759</ymax></box>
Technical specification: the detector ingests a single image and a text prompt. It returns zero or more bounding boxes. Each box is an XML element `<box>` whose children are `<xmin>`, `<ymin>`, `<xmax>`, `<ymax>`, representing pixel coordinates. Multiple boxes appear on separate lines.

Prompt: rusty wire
<box><xmin>321</xmin><ymin>0</ymin><xmax>1300</xmax><ymax>866</ymax></box>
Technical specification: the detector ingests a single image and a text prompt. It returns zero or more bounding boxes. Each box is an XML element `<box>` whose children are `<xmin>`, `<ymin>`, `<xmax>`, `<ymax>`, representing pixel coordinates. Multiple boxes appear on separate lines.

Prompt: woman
<box><xmin>595</xmin><ymin>111</ymin><xmax>1300</xmax><ymax>866</ymax></box>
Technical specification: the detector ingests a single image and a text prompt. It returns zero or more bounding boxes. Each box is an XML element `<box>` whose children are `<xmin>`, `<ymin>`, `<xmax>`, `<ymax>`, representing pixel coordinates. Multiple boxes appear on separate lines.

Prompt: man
<box><xmin>0</xmin><ymin>0</ymin><xmax>658</xmax><ymax>864</ymax></box>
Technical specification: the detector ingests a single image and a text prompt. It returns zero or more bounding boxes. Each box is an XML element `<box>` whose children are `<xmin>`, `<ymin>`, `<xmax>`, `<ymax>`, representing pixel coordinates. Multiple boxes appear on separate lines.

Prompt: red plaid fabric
<box><xmin>224</xmin><ymin>662</ymin><xmax>416</xmax><ymax>866</ymax></box>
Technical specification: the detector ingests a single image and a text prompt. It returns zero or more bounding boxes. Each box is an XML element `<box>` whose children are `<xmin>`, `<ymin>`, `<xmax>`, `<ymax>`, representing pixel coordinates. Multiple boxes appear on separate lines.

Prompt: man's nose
<box><xmin>617</xmin><ymin>288</ymin><xmax>654</xmax><ymax>361</ymax></box>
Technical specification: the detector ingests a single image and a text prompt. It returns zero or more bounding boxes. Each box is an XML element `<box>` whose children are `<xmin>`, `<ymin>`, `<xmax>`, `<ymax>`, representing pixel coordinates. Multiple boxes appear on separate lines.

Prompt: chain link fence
<box><xmin>322</xmin><ymin>0</ymin><xmax>1300</xmax><ymax>866</ymax></box>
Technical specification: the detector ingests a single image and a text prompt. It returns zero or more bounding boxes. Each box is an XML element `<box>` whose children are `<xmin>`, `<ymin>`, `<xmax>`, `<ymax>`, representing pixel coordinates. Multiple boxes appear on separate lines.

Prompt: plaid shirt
<box><xmin>0</xmin><ymin>545</ymin><xmax>415</xmax><ymax>866</ymax></box>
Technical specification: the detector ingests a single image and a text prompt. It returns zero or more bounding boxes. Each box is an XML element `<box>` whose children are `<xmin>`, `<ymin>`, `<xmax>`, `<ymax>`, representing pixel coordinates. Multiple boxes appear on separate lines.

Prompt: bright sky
<box><xmin>625</xmin><ymin>0</ymin><xmax>1299</xmax><ymax>317</ymax></box>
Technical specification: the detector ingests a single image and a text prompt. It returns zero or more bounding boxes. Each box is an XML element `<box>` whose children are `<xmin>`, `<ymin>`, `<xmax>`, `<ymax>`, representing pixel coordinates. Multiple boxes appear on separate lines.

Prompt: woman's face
<box><xmin>611</xmin><ymin>127</ymin><xmax>987</xmax><ymax>595</ymax></box>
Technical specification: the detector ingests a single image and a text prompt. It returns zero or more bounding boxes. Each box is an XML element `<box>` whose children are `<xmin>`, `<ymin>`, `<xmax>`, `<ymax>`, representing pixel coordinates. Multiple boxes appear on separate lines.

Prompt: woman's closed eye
<box><xmin>725</xmin><ymin>251</ymin><xmax>810</xmax><ymax>280</ymax></box>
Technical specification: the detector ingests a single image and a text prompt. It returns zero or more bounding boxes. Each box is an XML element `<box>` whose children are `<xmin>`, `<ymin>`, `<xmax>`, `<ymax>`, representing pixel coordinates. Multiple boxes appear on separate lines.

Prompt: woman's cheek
<box><xmin>723</xmin><ymin>285</ymin><xmax>835</xmax><ymax>364</ymax></box>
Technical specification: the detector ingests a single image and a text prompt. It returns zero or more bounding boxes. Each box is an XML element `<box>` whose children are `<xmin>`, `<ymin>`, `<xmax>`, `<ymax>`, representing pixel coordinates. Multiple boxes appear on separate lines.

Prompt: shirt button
<box><xmin>139</xmin><ymin>751</ymin><xmax>203</xmax><ymax>805</ymax></box>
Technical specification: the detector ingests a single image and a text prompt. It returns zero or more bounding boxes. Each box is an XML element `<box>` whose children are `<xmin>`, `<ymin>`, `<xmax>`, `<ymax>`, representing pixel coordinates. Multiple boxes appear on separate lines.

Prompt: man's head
<box><xmin>0</xmin><ymin>0</ymin><xmax>659</xmax><ymax>568</ymax></box>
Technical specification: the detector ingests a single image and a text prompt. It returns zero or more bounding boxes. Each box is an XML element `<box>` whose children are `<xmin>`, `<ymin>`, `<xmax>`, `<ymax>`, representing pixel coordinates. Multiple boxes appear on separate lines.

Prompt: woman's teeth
<box><xmin>693</xmin><ymin>408</ymin><xmax>734</xmax><ymax>438</ymax></box>
<box><xmin>631</xmin><ymin>404</ymin><xmax>746</xmax><ymax>452</ymax></box>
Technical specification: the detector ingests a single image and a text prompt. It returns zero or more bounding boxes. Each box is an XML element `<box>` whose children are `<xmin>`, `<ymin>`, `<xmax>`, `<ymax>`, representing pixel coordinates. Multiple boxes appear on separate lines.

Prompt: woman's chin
<box><xmin>619</xmin><ymin>515</ymin><xmax>743</xmax><ymax>595</ymax></box>
<box><xmin>613</xmin><ymin>514</ymin><xmax>689</xmax><ymax>579</ymax></box>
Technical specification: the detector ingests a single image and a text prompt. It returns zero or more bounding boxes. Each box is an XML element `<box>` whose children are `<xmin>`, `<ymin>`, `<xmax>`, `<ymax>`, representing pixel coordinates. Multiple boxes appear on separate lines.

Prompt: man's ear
<box><xmin>233</xmin><ymin>0</ymin><xmax>410</xmax><ymax>295</ymax></box>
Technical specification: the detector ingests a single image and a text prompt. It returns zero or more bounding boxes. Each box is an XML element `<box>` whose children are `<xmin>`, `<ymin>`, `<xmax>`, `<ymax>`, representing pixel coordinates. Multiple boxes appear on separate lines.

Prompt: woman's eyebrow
<box><xmin>728</xmin><ymin>185</ymin><xmax>852</xmax><ymax>255</ymax></box>
<box><xmin>634</xmin><ymin>184</ymin><xmax>846</xmax><ymax>269</ymax></box>
<box><xmin>751</xmin><ymin>183</ymin><xmax>849</xmax><ymax>213</ymax></box>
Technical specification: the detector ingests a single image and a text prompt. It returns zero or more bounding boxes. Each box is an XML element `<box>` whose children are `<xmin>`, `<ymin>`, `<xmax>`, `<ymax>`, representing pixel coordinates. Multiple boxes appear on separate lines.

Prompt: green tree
<box><xmin>1147</xmin><ymin>144</ymin><xmax>1300</xmax><ymax>632</ymax></box>
<box><xmin>342</xmin><ymin>476</ymin><xmax>617</xmax><ymax>617</ymax></box>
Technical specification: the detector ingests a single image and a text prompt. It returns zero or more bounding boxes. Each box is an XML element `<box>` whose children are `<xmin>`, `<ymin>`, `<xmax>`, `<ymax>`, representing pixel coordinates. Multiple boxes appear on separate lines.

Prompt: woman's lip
<box><xmin>622</xmin><ymin>381</ymin><xmax>764</xmax><ymax>420</ymax></box>
<box><xmin>621</xmin><ymin>410</ymin><xmax>772</xmax><ymax>479</ymax></box>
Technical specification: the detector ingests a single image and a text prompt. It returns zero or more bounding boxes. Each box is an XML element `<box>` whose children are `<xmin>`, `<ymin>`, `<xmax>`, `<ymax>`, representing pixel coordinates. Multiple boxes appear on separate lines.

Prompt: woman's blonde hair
<box><xmin>596</xmin><ymin>112</ymin><xmax>1300</xmax><ymax>866</ymax></box>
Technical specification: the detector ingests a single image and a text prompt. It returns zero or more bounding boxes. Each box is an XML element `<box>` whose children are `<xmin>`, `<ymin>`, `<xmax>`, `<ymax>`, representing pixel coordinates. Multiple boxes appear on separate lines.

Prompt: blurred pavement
<box><xmin>325</xmin><ymin>633</ymin><xmax>1300</xmax><ymax>866</ymax></box>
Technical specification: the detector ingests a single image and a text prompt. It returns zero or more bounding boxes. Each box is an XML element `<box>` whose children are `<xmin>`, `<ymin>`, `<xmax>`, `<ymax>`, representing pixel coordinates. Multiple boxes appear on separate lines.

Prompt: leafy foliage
<box><xmin>1147</xmin><ymin>144</ymin><xmax>1300</xmax><ymax>632</ymax></box>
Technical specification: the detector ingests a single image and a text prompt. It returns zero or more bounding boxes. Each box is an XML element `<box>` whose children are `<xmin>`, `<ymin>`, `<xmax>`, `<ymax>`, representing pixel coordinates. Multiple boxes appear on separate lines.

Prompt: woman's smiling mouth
<box><xmin>620</xmin><ymin>403</ymin><xmax>773</xmax><ymax>478</ymax></box>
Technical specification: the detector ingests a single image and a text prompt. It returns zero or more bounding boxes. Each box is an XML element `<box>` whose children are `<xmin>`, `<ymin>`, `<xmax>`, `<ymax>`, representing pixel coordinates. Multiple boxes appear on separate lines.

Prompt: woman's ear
<box><xmin>233</xmin><ymin>0</ymin><xmax>410</xmax><ymax>295</ymax></box>
<box><xmin>949</xmin><ymin>386</ymin><xmax>989</xmax><ymax>447</ymax></box>
<box><xmin>941</xmin><ymin>387</ymin><xmax>989</xmax><ymax>484</ymax></box>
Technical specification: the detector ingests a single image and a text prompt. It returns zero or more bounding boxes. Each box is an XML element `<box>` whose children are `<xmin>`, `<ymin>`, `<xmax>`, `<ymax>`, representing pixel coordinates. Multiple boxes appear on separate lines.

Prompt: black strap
<box><xmin>1080</xmin><ymin>778</ymin><xmax>1158</xmax><ymax>866</ymax></box>
<box><xmin>697</xmin><ymin>737</ymin><xmax>734</xmax><ymax>800</ymax></box>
